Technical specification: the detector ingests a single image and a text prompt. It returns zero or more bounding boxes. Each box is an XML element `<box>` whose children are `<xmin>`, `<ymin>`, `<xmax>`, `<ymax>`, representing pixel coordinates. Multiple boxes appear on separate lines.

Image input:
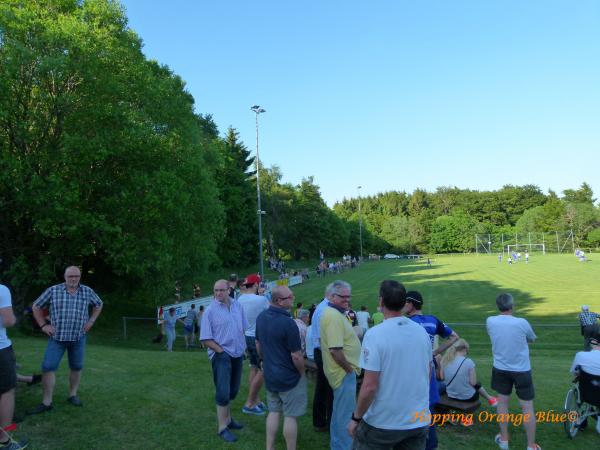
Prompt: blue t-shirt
<box><xmin>256</xmin><ymin>306</ymin><xmax>302</xmax><ymax>392</ymax></box>
<box><xmin>410</xmin><ymin>314</ymin><xmax>454</xmax><ymax>406</ymax></box>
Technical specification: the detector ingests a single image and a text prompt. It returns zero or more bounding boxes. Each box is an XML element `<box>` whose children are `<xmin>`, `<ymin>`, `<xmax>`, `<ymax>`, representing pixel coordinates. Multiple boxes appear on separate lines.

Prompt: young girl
<box><xmin>440</xmin><ymin>338</ymin><xmax>497</xmax><ymax>406</ymax></box>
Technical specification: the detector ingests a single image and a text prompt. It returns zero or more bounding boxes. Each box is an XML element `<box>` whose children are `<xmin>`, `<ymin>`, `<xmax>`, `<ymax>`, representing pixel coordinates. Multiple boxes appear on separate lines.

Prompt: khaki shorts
<box><xmin>266</xmin><ymin>376</ymin><xmax>307</xmax><ymax>417</ymax></box>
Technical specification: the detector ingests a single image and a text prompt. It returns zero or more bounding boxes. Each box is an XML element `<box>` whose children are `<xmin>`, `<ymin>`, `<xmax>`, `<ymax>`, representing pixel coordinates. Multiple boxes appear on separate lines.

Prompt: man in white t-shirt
<box><xmin>355</xmin><ymin>306</ymin><xmax>371</xmax><ymax>334</ymax></box>
<box><xmin>570</xmin><ymin>331</ymin><xmax>600</xmax><ymax>376</ymax></box>
<box><xmin>0</xmin><ymin>284</ymin><xmax>28</xmax><ymax>449</ymax></box>
<box><xmin>570</xmin><ymin>329</ymin><xmax>600</xmax><ymax>433</ymax></box>
<box><xmin>486</xmin><ymin>293</ymin><xmax>540</xmax><ymax>450</ymax></box>
<box><xmin>237</xmin><ymin>274</ymin><xmax>269</xmax><ymax>416</ymax></box>
<box><xmin>348</xmin><ymin>280</ymin><xmax>431</xmax><ymax>449</ymax></box>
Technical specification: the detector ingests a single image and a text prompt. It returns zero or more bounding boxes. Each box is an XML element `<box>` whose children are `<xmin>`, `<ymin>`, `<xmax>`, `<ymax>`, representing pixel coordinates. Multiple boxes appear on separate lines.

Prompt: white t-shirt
<box><xmin>0</xmin><ymin>284</ymin><xmax>12</xmax><ymax>349</ymax></box>
<box><xmin>238</xmin><ymin>293</ymin><xmax>269</xmax><ymax>337</ymax></box>
<box><xmin>486</xmin><ymin>314</ymin><xmax>536</xmax><ymax>372</ymax></box>
<box><xmin>570</xmin><ymin>350</ymin><xmax>600</xmax><ymax>376</ymax></box>
<box><xmin>444</xmin><ymin>356</ymin><xmax>476</xmax><ymax>400</ymax></box>
<box><xmin>360</xmin><ymin>316</ymin><xmax>432</xmax><ymax>430</ymax></box>
<box><xmin>356</xmin><ymin>311</ymin><xmax>370</xmax><ymax>330</ymax></box>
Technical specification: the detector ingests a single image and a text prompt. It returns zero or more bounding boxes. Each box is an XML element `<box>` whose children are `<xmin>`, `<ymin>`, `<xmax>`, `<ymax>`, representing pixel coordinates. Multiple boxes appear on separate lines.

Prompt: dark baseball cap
<box><xmin>405</xmin><ymin>291</ymin><xmax>423</xmax><ymax>306</ymax></box>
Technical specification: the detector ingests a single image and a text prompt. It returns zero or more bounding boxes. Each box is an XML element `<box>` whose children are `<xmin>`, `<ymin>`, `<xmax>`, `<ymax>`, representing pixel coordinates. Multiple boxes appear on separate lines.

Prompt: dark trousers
<box><xmin>211</xmin><ymin>352</ymin><xmax>243</xmax><ymax>406</ymax></box>
<box><xmin>583</xmin><ymin>324</ymin><xmax>599</xmax><ymax>351</ymax></box>
<box><xmin>313</xmin><ymin>347</ymin><xmax>334</xmax><ymax>428</ymax></box>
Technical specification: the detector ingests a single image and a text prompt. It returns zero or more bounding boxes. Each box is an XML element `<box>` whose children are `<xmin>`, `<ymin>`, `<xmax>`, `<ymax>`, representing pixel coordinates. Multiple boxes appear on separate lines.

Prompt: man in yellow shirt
<box><xmin>320</xmin><ymin>280</ymin><xmax>361</xmax><ymax>450</ymax></box>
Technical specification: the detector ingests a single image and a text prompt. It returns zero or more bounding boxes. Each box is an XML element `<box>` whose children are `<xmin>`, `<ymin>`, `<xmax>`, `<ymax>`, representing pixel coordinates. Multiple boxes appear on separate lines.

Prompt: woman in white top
<box><xmin>440</xmin><ymin>338</ymin><xmax>497</xmax><ymax>406</ymax></box>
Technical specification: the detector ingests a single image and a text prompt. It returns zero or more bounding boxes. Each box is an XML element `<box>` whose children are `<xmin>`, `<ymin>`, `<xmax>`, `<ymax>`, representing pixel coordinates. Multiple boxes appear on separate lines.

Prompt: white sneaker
<box><xmin>494</xmin><ymin>434</ymin><xmax>509</xmax><ymax>450</ymax></box>
<box><xmin>526</xmin><ymin>445</ymin><xmax>541</xmax><ymax>450</ymax></box>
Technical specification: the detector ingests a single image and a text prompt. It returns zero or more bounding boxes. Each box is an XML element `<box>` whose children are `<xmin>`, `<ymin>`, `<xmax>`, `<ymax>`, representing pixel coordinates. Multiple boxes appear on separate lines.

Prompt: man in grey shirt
<box><xmin>486</xmin><ymin>293</ymin><xmax>539</xmax><ymax>450</ymax></box>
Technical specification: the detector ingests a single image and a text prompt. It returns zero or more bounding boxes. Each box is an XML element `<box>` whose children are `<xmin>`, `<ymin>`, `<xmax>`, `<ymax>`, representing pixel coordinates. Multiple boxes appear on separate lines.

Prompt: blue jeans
<box><xmin>165</xmin><ymin>327</ymin><xmax>176</xmax><ymax>351</ymax></box>
<box><xmin>42</xmin><ymin>336</ymin><xmax>86</xmax><ymax>372</ymax></box>
<box><xmin>331</xmin><ymin>371</ymin><xmax>356</xmax><ymax>450</ymax></box>
<box><xmin>211</xmin><ymin>352</ymin><xmax>243</xmax><ymax>406</ymax></box>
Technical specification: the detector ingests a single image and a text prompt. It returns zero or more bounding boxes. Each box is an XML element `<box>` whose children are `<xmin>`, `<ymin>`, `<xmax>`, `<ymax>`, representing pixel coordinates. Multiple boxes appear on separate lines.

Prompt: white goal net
<box><xmin>506</xmin><ymin>244</ymin><xmax>545</xmax><ymax>255</ymax></box>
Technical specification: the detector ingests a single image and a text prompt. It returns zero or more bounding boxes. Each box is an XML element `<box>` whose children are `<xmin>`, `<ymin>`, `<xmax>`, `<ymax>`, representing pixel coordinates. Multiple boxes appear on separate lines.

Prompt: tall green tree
<box><xmin>0</xmin><ymin>0</ymin><xmax>224</xmax><ymax>306</ymax></box>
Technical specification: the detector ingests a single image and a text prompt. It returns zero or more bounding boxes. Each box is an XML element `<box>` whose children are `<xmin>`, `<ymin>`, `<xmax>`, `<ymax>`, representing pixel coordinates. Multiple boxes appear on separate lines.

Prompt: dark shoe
<box><xmin>0</xmin><ymin>437</ymin><xmax>29</xmax><ymax>449</ymax></box>
<box><xmin>26</xmin><ymin>403</ymin><xmax>52</xmax><ymax>415</ymax></box>
<box><xmin>227</xmin><ymin>418</ymin><xmax>244</xmax><ymax>430</ymax></box>
<box><xmin>27</xmin><ymin>374</ymin><xmax>42</xmax><ymax>386</ymax></box>
<box><xmin>67</xmin><ymin>396</ymin><xmax>82</xmax><ymax>407</ymax></box>
<box><xmin>218</xmin><ymin>429</ymin><xmax>237</xmax><ymax>443</ymax></box>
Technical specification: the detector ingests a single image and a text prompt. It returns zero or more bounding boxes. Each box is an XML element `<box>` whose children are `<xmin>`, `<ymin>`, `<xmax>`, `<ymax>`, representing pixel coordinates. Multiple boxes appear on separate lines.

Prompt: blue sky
<box><xmin>120</xmin><ymin>0</ymin><xmax>600</xmax><ymax>206</ymax></box>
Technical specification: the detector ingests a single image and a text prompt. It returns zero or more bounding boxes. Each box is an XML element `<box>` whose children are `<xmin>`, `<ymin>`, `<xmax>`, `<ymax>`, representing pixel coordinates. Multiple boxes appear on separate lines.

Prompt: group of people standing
<box><xmin>198</xmin><ymin>273</ymin><xmax>546</xmax><ymax>450</ymax></box>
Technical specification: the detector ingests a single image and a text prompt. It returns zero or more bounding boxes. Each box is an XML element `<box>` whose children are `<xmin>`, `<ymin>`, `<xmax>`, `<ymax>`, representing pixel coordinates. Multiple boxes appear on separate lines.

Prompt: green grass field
<box><xmin>10</xmin><ymin>254</ymin><xmax>600</xmax><ymax>449</ymax></box>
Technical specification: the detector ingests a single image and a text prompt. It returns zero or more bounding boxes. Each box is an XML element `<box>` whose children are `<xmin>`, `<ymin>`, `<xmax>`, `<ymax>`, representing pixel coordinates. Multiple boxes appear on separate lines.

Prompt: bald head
<box><xmin>213</xmin><ymin>279</ymin><xmax>229</xmax><ymax>303</ymax></box>
<box><xmin>271</xmin><ymin>285</ymin><xmax>294</xmax><ymax>310</ymax></box>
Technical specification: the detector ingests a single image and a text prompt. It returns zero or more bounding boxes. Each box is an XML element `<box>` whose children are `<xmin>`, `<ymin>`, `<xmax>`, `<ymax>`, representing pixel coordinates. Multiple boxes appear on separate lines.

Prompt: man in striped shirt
<box><xmin>29</xmin><ymin>266</ymin><xmax>103</xmax><ymax>414</ymax></box>
<box><xmin>579</xmin><ymin>305</ymin><xmax>600</xmax><ymax>351</ymax></box>
<box><xmin>201</xmin><ymin>279</ymin><xmax>249</xmax><ymax>443</ymax></box>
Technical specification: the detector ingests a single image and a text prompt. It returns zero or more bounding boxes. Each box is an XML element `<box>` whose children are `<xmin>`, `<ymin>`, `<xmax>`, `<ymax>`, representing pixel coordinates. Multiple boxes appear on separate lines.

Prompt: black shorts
<box><xmin>0</xmin><ymin>346</ymin><xmax>17</xmax><ymax>394</ymax></box>
<box><xmin>491</xmin><ymin>367</ymin><xmax>535</xmax><ymax>401</ymax></box>
<box><xmin>245</xmin><ymin>336</ymin><xmax>261</xmax><ymax>368</ymax></box>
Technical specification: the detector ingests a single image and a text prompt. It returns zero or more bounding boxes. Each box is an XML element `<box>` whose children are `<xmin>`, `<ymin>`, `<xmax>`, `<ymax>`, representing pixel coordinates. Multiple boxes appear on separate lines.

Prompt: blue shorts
<box><xmin>42</xmin><ymin>336</ymin><xmax>86</xmax><ymax>372</ymax></box>
<box><xmin>211</xmin><ymin>352</ymin><xmax>243</xmax><ymax>406</ymax></box>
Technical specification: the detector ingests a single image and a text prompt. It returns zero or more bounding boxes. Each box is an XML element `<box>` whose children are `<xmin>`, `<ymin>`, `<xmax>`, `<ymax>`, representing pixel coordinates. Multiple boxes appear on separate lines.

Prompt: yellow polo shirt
<box><xmin>320</xmin><ymin>305</ymin><xmax>361</xmax><ymax>389</ymax></box>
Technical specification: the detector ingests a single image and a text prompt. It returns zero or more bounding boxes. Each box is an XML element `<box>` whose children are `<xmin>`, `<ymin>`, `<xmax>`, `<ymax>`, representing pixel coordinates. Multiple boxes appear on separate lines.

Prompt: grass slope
<box><xmin>11</xmin><ymin>254</ymin><xmax>600</xmax><ymax>449</ymax></box>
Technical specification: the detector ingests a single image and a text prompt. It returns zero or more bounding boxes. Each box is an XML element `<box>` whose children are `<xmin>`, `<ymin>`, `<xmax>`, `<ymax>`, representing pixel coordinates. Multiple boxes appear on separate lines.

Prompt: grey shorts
<box><xmin>266</xmin><ymin>376</ymin><xmax>307</xmax><ymax>417</ymax></box>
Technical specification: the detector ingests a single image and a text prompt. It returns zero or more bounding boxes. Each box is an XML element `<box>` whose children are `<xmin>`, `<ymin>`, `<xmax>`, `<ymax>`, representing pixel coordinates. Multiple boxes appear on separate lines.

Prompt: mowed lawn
<box><xmin>11</xmin><ymin>254</ymin><xmax>600</xmax><ymax>449</ymax></box>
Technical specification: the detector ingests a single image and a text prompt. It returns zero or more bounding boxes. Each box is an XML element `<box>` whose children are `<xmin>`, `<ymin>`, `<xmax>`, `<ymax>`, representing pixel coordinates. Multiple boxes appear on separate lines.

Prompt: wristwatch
<box><xmin>351</xmin><ymin>413</ymin><xmax>362</xmax><ymax>423</ymax></box>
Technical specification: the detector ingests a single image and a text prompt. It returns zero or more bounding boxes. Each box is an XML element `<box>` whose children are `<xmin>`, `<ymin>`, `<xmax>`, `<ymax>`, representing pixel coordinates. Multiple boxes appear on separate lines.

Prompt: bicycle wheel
<box><xmin>564</xmin><ymin>386</ymin><xmax>581</xmax><ymax>438</ymax></box>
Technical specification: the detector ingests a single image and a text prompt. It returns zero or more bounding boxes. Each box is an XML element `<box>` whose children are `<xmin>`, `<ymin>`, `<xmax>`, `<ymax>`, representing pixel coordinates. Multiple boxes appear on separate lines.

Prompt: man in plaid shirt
<box><xmin>28</xmin><ymin>266</ymin><xmax>103</xmax><ymax>414</ymax></box>
<box><xmin>579</xmin><ymin>305</ymin><xmax>600</xmax><ymax>351</ymax></box>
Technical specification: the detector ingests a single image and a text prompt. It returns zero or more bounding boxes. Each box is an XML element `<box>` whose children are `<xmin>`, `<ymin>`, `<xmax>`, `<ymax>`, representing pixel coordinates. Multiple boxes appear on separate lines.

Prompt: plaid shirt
<box><xmin>579</xmin><ymin>311</ymin><xmax>600</xmax><ymax>327</ymax></box>
<box><xmin>34</xmin><ymin>283</ymin><xmax>103</xmax><ymax>342</ymax></box>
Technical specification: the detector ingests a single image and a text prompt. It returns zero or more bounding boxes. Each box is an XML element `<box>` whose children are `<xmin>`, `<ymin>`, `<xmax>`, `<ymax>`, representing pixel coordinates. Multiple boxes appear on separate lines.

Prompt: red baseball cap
<box><xmin>243</xmin><ymin>274</ymin><xmax>261</xmax><ymax>286</ymax></box>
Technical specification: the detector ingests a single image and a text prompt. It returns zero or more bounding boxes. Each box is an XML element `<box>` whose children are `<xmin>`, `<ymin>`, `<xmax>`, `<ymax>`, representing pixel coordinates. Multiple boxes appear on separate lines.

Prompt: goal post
<box><xmin>506</xmin><ymin>243</ymin><xmax>546</xmax><ymax>255</ymax></box>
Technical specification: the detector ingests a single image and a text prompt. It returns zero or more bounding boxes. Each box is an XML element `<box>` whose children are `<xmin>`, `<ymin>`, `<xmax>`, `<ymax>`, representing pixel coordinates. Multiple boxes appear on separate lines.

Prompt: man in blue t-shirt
<box><xmin>405</xmin><ymin>291</ymin><xmax>459</xmax><ymax>450</ymax></box>
<box><xmin>256</xmin><ymin>285</ymin><xmax>306</xmax><ymax>450</ymax></box>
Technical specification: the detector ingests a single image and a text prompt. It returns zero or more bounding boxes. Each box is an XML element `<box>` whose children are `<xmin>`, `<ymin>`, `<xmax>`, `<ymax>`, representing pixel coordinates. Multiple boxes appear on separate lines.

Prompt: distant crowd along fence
<box><xmin>155</xmin><ymin>275</ymin><xmax>305</xmax><ymax>325</ymax></box>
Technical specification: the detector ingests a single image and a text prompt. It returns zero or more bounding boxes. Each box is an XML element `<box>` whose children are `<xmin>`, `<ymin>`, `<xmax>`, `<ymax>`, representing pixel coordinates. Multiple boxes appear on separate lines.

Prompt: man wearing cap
<box><xmin>404</xmin><ymin>291</ymin><xmax>459</xmax><ymax>450</ymax></box>
<box><xmin>256</xmin><ymin>285</ymin><xmax>306</xmax><ymax>450</ymax></box>
<box><xmin>320</xmin><ymin>280</ymin><xmax>361</xmax><ymax>450</ymax></box>
<box><xmin>228</xmin><ymin>274</ymin><xmax>239</xmax><ymax>300</ymax></box>
<box><xmin>238</xmin><ymin>274</ymin><xmax>269</xmax><ymax>415</ymax></box>
<box><xmin>487</xmin><ymin>293</ymin><xmax>540</xmax><ymax>450</ymax></box>
<box><xmin>570</xmin><ymin>328</ymin><xmax>600</xmax><ymax>433</ymax></box>
<box><xmin>579</xmin><ymin>305</ymin><xmax>600</xmax><ymax>351</ymax></box>
<box><xmin>200</xmin><ymin>279</ymin><xmax>248</xmax><ymax>443</ymax></box>
<box><xmin>348</xmin><ymin>280</ymin><xmax>431</xmax><ymax>449</ymax></box>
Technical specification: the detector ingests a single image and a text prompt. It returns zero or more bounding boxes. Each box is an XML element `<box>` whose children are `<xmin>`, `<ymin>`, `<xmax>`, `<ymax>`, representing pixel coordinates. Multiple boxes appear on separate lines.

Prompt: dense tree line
<box><xmin>334</xmin><ymin>183</ymin><xmax>600</xmax><ymax>254</ymax></box>
<box><xmin>1</xmin><ymin>1</ymin><xmax>598</xmax><ymax>311</ymax></box>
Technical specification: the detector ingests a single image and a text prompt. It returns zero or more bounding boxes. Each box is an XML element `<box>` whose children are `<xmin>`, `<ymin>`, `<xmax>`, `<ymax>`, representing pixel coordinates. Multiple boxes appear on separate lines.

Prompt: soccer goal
<box><xmin>506</xmin><ymin>244</ymin><xmax>546</xmax><ymax>255</ymax></box>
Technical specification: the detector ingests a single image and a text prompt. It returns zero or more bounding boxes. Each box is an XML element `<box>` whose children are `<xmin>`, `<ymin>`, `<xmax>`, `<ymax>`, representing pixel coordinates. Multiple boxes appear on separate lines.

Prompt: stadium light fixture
<box><xmin>251</xmin><ymin>105</ymin><xmax>266</xmax><ymax>278</ymax></box>
<box><xmin>358</xmin><ymin>186</ymin><xmax>364</xmax><ymax>260</ymax></box>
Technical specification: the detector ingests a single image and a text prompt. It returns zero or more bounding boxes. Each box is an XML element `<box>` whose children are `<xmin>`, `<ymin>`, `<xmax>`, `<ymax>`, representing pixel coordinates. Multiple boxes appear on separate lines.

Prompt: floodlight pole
<box><xmin>251</xmin><ymin>105</ymin><xmax>266</xmax><ymax>279</ymax></box>
<box><xmin>358</xmin><ymin>186</ymin><xmax>364</xmax><ymax>260</ymax></box>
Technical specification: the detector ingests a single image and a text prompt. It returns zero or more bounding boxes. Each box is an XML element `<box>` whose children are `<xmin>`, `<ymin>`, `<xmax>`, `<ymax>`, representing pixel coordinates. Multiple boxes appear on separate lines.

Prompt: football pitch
<box><xmin>12</xmin><ymin>254</ymin><xmax>600</xmax><ymax>449</ymax></box>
